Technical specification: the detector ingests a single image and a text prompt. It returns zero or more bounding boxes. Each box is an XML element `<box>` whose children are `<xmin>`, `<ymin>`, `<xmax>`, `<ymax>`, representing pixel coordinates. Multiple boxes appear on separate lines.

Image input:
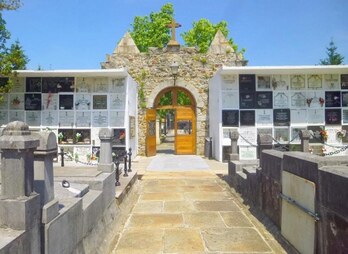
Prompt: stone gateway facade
<box><xmin>102</xmin><ymin>31</ymin><xmax>246</xmax><ymax>155</ymax></box>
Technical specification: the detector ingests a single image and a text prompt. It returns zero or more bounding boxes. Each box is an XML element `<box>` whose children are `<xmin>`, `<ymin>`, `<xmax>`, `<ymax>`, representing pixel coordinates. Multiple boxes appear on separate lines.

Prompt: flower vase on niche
<box><xmin>75</xmin><ymin>132</ymin><xmax>81</xmax><ymax>143</ymax></box>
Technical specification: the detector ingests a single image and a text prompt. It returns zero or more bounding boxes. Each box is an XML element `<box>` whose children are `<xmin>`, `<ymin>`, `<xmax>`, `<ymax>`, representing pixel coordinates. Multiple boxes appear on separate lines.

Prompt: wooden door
<box><xmin>175</xmin><ymin>107</ymin><xmax>196</xmax><ymax>154</ymax></box>
<box><xmin>146</xmin><ymin>109</ymin><xmax>156</xmax><ymax>156</ymax></box>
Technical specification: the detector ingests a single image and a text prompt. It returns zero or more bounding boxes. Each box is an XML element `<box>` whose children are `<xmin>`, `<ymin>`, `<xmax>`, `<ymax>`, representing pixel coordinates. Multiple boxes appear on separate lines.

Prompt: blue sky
<box><xmin>2</xmin><ymin>0</ymin><xmax>348</xmax><ymax>70</ymax></box>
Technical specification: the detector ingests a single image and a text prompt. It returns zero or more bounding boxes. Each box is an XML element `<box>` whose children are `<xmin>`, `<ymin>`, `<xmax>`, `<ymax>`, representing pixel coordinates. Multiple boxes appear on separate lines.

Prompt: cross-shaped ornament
<box><xmin>167</xmin><ymin>18</ymin><xmax>181</xmax><ymax>46</ymax></box>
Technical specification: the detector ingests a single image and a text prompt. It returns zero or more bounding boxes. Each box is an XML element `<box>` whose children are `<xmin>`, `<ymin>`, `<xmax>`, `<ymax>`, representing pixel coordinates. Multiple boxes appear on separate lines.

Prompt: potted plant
<box><xmin>336</xmin><ymin>130</ymin><xmax>346</xmax><ymax>141</ymax></box>
<box><xmin>319</xmin><ymin>128</ymin><xmax>328</xmax><ymax>142</ymax></box>
<box><xmin>58</xmin><ymin>132</ymin><xmax>64</xmax><ymax>143</ymax></box>
<box><xmin>75</xmin><ymin>132</ymin><xmax>82</xmax><ymax>143</ymax></box>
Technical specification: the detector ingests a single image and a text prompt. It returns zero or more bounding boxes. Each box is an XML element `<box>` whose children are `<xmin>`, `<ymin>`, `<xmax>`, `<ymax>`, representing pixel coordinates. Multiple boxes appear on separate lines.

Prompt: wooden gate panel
<box><xmin>175</xmin><ymin>107</ymin><xmax>196</xmax><ymax>155</ymax></box>
<box><xmin>146</xmin><ymin>109</ymin><xmax>157</xmax><ymax>156</ymax></box>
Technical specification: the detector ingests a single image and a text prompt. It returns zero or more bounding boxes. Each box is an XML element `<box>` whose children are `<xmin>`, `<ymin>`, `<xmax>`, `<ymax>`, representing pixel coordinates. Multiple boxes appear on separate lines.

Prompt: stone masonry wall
<box><xmin>102</xmin><ymin>45</ymin><xmax>244</xmax><ymax>155</ymax></box>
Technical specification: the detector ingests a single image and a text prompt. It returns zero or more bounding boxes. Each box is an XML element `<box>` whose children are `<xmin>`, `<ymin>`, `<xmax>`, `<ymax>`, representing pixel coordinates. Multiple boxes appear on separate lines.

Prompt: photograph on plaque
<box><xmin>110</xmin><ymin>93</ymin><xmax>125</xmax><ymax>110</ymax></box>
<box><xmin>222</xmin><ymin>110</ymin><xmax>239</xmax><ymax>127</ymax></box>
<box><xmin>41</xmin><ymin>78</ymin><xmax>58</xmax><ymax>93</ymax></box>
<box><xmin>25</xmin><ymin>93</ymin><xmax>42</xmax><ymax>111</ymax></box>
<box><xmin>291</xmin><ymin>127</ymin><xmax>306</xmax><ymax>143</ymax></box>
<box><xmin>221</xmin><ymin>74</ymin><xmax>238</xmax><ymax>90</ymax></box>
<box><xmin>290</xmin><ymin>75</ymin><xmax>305</xmax><ymax>89</ymax></box>
<box><xmin>26</xmin><ymin>77</ymin><xmax>41</xmax><ymax>92</ymax></box>
<box><xmin>25</xmin><ymin>111</ymin><xmax>41</xmax><ymax>126</ymax></box>
<box><xmin>129</xmin><ymin>116</ymin><xmax>136</xmax><ymax>138</ymax></box>
<box><xmin>274</xmin><ymin>108</ymin><xmax>290</xmax><ymax>126</ymax></box>
<box><xmin>11</xmin><ymin>77</ymin><xmax>25</xmax><ymax>92</ymax></box>
<box><xmin>9</xmin><ymin>93</ymin><xmax>24</xmax><ymax>110</ymax></box>
<box><xmin>238</xmin><ymin>127</ymin><xmax>256</xmax><ymax>146</ymax></box>
<box><xmin>274</xmin><ymin>127</ymin><xmax>289</xmax><ymax>142</ymax></box>
<box><xmin>222</xmin><ymin>91</ymin><xmax>239</xmax><ymax>109</ymax></box>
<box><xmin>307</xmin><ymin>125</ymin><xmax>322</xmax><ymax>143</ymax></box>
<box><xmin>307</xmin><ymin>109</ymin><xmax>324</xmax><ymax>124</ymax></box>
<box><xmin>240</xmin><ymin>110</ymin><xmax>255</xmax><ymax>126</ymax></box>
<box><xmin>341</xmin><ymin>74</ymin><xmax>348</xmax><ymax>89</ymax></box>
<box><xmin>325</xmin><ymin>91</ymin><xmax>341</xmax><ymax>107</ymax></box>
<box><xmin>271</xmin><ymin>75</ymin><xmax>289</xmax><ymax>90</ymax></box>
<box><xmin>306</xmin><ymin>91</ymin><xmax>325</xmax><ymax>108</ymax></box>
<box><xmin>273</xmin><ymin>92</ymin><xmax>289</xmax><ymax>108</ymax></box>
<box><xmin>239</xmin><ymin>92</ymin><xmax>255</xmax><ymax>109</ymax></box>
<box><xmin>0</xmin><ymin>111</ymin><xmax>8</xmax><ymax>126</ymax></box>
<box><xmin>59</xmin><ymin>94</ymin><xmax>74</xmax><ymax>110</ymax></box>
<box><xmin>75</xmin><ymin>94</ymin><xmax>91</xmax><ymax>110</ymax></box>
<box><xmin>59</xmin><ymin>110</ymin><xmax>74</xmax><ymax>127</ymax></box>
<box><xmin>255</xmin><ymin>91</ymin><xmax>272</xmax><ymax>109</ymax></box>
<box><xmin>343</xmin><ymin>110</ymin><xmax>348</xmax><ymax>124</ymax></box>
<box><xmin>76</xmin><ymin>77</ymin><xmax>92</xmax><ymax>93</ymax></box>
<box><xmin>9</xmin><ymin>111</ymin><xmax>24</xmax><ymax>122</ymax></box>
<box><xmin>57</xmin><ymin>77</ymin><xmax>74</xmax><ymax>92</ymax></box>
<box><xmin>256</xmin><ymin>109</ymin><xmax>273</xmax><ymax>125</ymax></box>
<box><xmin>324</xmin><ymin>74</ymin><xmax>339</xmax><ymax>90</ymax></box>
<box><xmin>342</xmin><ymin>92</ymin><xmax>348</xmax><ymax>107</ymax></box>
<box><xmin>110</xmin><ymin>78</ymin><xmax>126</xmax><ymax>93</ymax></box>
<box><xmin>42</xmin><ymin>110</ymin><xmax>58</xmax><ymax>126</ymax></box>
<box><xmin>113</xmin><ymin>129</ymin><xmax>126</xmax><ymax>146</ymax></box>
<box><xmin>93</xmin><ymin>95</ymin><xmax>108</xmax><ymax>110</ymax></box>
<box><xmin>109</xmin><ymin>111</ymin><xmax>125</xmax><ymax>127</ymax></box>
<box><xmin>325</xmin><ymin>109</ymin><xmax>341</xmax><ymax>125</ymax></box>
<box><xmin>93</xmin><ymin>78</ymin><xmax>109</xmax><ymax>93</ymax></box>
<box><xmin>239</xmin><ymin>146</ymin><xmax>257</xmax><ymax>160</ymax></box>
<box><xmin>0</xmin><ymin>93</ymin><xmax>8</xmax><ymax>110</ymax></box>
<box><xmin>92</xmin><ymin>111</ymin><xmax>108</xmax><ymax>127</ymax></box>
<box><xmin>257</xmin><ymin>75</ymin><xmax>271</xmax><ymax>90</ymax></box>
<box><xmin>290</xmin><ymin>109</ymin><xmax>307</xmax><ymax>124</ymax></box>
<box><xmin>239</xmin><ymin>74</ymin><xmax>255</xmax><ymax>92</ymax></box>
<box><xmin>76</xmin><ymin>111</ymin><xmax>91</xmax><ymax>127</ymax></box>
<box><xmin>307</xmin><ymin>75</ymin><xmax>322</xmax><ymax>89</ymax></box>
<box><xmin>42</xmin><ymin>93</ymin><xmax>58</xmax><ymax>110</ymax></box>
<box><xmin>291</xmin><ymin>92</ymin><xmax>306</xmax><ymax>108</ymax></box>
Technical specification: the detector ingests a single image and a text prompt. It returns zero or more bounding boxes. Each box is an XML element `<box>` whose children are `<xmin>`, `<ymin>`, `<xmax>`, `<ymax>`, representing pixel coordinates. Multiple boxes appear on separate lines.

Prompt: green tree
<box><xmin>181</xmin><ymin>18</ymin><xmax>243</xmax><ymax>54</ymax></box>
<box><xmin>130</xmin><ymin>3</ymin><xmax>174</xmax><ymax>52</ymax></box>
<box><xmin>319</xmin><ymin>40</ymin><xmax>344</xmax><ymax>65</ymax></box>
<box><xmin>0</xmin><ymin>0</ymin><xmax>21</xmax><ymax>10</ymax></box>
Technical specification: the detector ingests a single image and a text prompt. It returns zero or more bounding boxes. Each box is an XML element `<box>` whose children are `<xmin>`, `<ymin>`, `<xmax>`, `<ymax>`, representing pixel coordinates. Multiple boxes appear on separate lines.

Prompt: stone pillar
<box><xmin>229</xmin><ymin>130</ymin><xmax>239</xmax><ymax>161</ymax></box>
<box><xmin>33</xmin><ymin>131</ymin><xmax>58</xmax><ymax>207</ymax></box>
<box><xmin>98</xmin><ymin>128</ymin><xmax>114</xmax><ymax>172</ymax></box>
<box><xmin>299</xmin><ymin>130</ymin><xmax>311</xmax><ymax>153</ymax></box>
<box><xmin>257</xmin><ymin>134</ymin><xmax>273</xmax><ymax>160</ymax></box>
<box><xmin>0</xmin><ymin>121</ymin><xmax>40</xmax><ymax>199</ymax></box>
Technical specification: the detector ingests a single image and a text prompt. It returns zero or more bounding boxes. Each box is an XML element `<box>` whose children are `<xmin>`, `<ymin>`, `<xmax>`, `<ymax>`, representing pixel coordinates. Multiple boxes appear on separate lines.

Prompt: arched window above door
<box><xmin>154</xmin><ymin>87</ymin><xmax>195</xmax><ymax>108</ymax></box>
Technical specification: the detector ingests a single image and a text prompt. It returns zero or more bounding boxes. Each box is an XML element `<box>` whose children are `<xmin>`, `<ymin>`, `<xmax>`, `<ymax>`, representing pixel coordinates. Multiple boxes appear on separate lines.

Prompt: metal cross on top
<box><xmin>167</xmin><ymin>18</ymin><xmax>181</xmax><ymax>46</ymax></box>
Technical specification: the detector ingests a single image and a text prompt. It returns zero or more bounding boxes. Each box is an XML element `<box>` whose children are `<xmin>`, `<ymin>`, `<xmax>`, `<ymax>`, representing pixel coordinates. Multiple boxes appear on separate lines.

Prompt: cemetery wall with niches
<box><xmin>0</xmin><ymin>74</ymin><xmax>134</xmax><ymax>162</ymax></box>
<box><xmin>220</xmin><ymin>72</ymin><xmax>348</xmax><ymax>161</ymax></box>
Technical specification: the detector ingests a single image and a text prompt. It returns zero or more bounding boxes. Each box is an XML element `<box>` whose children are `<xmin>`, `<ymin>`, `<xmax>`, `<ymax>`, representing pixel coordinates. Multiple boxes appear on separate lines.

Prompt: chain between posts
<box><xmin>308</xmin><ymin>133</ymin><xmax>348</xmax><ymax>156</ymax></box>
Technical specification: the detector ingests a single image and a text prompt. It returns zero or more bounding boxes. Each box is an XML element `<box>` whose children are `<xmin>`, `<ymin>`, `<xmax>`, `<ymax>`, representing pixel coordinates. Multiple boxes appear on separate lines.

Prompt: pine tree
<box><xmin>319</xmin><ymin>40</ymin><xmax>344</xmax><ymax>65</ymax></box>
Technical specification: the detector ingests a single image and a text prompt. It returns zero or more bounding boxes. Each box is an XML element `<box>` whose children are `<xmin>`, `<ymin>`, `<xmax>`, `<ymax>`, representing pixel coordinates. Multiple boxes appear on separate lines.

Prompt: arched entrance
<box><xmin>146</xmin><ymin>87</ymin><xmax>196</xmax><ymax>156</ymax></box>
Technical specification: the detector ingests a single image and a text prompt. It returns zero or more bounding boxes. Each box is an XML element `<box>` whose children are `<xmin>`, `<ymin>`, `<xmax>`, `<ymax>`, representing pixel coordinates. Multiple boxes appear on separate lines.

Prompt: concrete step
<box><xmin>54</xmin><ymin>181</ymin><xmax>89</xmax><ymax>199</ymax></box>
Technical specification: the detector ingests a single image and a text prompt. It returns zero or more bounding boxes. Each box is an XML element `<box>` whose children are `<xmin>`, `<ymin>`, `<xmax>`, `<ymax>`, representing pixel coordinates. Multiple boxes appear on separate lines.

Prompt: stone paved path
<box><xmin>111</xmin><ymin>170</ymin><xmax>286</xmax><ymax>254</ymax></box>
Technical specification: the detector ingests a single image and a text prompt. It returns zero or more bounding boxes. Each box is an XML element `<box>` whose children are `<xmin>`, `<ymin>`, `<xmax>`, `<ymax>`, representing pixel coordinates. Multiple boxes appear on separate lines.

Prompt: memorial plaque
<box><xmin>255</xmin><ymin>91</ymin><xmax>272</xmax><ymax>109</ymax></box>
<box><xmin>274</xmin><ymin>127</ymin><xmax>289</xmax><ymax>142</ymax></box>
<box><xmin>59</xmin><ymin>110</ymin><xmax>74</xmax><ymax>127</ymax></box>
<box><xmin>343</xmin><ymin>109</ymin><xmax>348</xmax><ymax>124</ymax></box>
<box><xmin>291</xmin><ymin>127</ymin><xmax>306</xmax><ymax>143</ymax></box>
<box><xmin>109</xmin><ymin>111</ymin><xmax>125</xmax><ymax>127</ymax></box>
<box><xmin>11</xmin><ymin>77</ymin><xmax>25</xmax><ymax>92</ymax></box>
<box><xmin>239</xmin><ymin>74</ymin><xmax>255</xmax><ymax>92</ymax></box>
<box><xmin>307</xmin><ymin>75</ymin><xmax>322</xmax><ymax>89</ymax></box>
<box><xmin>57</xmin><ymin>77</ymin><xmax>74</xmax><ymax>92</ymax></box>
<box><xmin>42</xmin><ymin>110</ymin><xmax>58</xmax><ymax>126</ymax></box>
<box><xmin>306</xmin><ymin>91</ymin><xmax>325</xmax><ymax>108</ymax></box>
<box><xmin>271</xmin><ymin>75</ymin><xmax>289</xmax><ymax>90</ymax></box>
<box><xmin>41</xmin><ymin>78</ymin><xmax>58</xmax><ymax>93</ymax></box>
<box><xmin>325</xmin><ymin>127</ymin><xmax>341</xmax><ymax>144</ymax></box>
<box><xmin>9</xmin><ymin>94</ymin><xmax>24</xmax><ymax>110</ymax></box>
<box><xmin>257</xmin><ymin>75</ymin><xmax>271</xmax><ymax>90</ymax></box>
<box><xmin>273</xmin><ymin>92</ymin><xmax>289</xmax><ymax>108</ymax></box>
<box><xmin>342</xmin><ymin>126</ymin><xmax>348</xmax><ymax>143</ymax></box>
<box><xmin>74</xmin><ymin>147</ymin><xmax>91</xmax><ymax>163</ymax></box>
<box><xmin>291</xmin><ymin>92</ymin><xmax>306</xmax><ymax>108</ymax></box>
<box><xmin>0</xmin><ymin>111</ymin><xmax>8</xmax><ymax>126</ymax></box>
<box><xmin>341</xmin><ymin>74</ymin><xmax>348</xmax><ymax>89</ymax></box>
<box><xmin>0</xmin><ymin>93</ymin><xmax>8</xmax><ymax>110</ymax></box>
<box><xmin>290</xmin><ymin>109</ymin><xmax>307</xmax><ymax>124</ymax></box>
<box><xmin>256</xmin><ymin>109</ymin><xmax>273</xmax><ymax>126</ymax></box>
<box><xmin>76</xmin><ymin>111</ymin><xmax>91</xmax><ymax>127</ymax></box>
<box><xmin>75</xmin><ymin>94</ymin><xmax>91</xmax><ymax>110</ymax></box>
<box><xmin>239</xmin><ymin>146</ymin><xmax>257</xmax><ymax>160</ymax></box>
<box><xmin>110</xmin><ymin>78</ymin><xmax>126</xmax><ymax>93</ymax></box>
<box><xmin>9</xmin><ymin>111</ymin><xmax>24</xmax><ymax>122</ymax></box>
<box><xmin>325</xmin><ymin>109</ymin><xmax>341</xmax><ymax>125</ymax></box>
<box><xmin>25</xmin><ymin>93</ymin><xmax>42</xmax><ymax>111</ymax></box>
<box><xmin>222</xmin><ymin>128</ymin><xmax>237</xmax><ymax>146</ymax></box>
<box><xmin>325</xmin><ymin>91</ymin><xmax>341</xmax><ymax>107</ymax></box>
<box><xmin>42</xmin><ymin>93</ymin><xmax>58</xmax><ymax>110</ymax></box>
<box><xmin>308</xmin><ymin>109</ymin><xmax>324</xmax><ymax>124</ymax></box>
<box><xmin>274</xmin><ymin>108</ymin><xmax>290</xmax><ymax>126</ymax></box>
<box><xmin>92</xmin><ymin>111</ymin><xmax>108</xmax><ymax>127</ymax></box>
<box><xmin>25</xmin><ymin>111</ymin><xmax>41</xmax><ymax>126</ymax></box>
<box><xmin>240</xmin><ymin>92</ymin><xmax>255</xmax><ymax>109</ymax></box>
<box><xmin>290</xmin><ymin>75</ymin><xmax>305</xmax><ymax>89</ymax></box>
<box><xmin>308</xmin><ymin>125</ymin><xmax>323</xmax><ymax>143</ymax></box>
<box><xmin>112</xmin><ymin>147</ymin><xmax>126</xmax><ymax>158</ymax></box>
<box><xmin>323</xmin><ymin>74</ymin><xmax>339</xmax><ymax>90</ymax></box>
<box><xmin>91</xmin><ymin>129</ymin><xmax>101</xmax><ymax>146</ymax></box>
<box><xmin>76</xmin><ymin>77</ymin><xmax>92</xmax><ymax>93</ymax></box>
<box><xmin>93</xmin><ymin>78</ymin><xmax>109</xmax><ymax>93</ymax></box>
<box><xmin>342</xmin><ymin>92</ymin><xmax>348</xmax><ymax>107</ymax></box>
<box><xmin>240</xmin><ymin>110</ymin><xmax>255</xmax><ymax>126</ymax></box>
<box><xmin>221</xmin><ymin>74</ymin><xmax>238</xmax><ymax>90</ymax></box>
<box><xmin>110</xmin><ymin>93</ymin><xmax>125</xmax><ymax>110</ymax></box>
<box><xmin>93</xmin><ymin>95</ymin><xmax>108</xmax><ymax>110</ymax></box>
<box><xmin>222</xmin><ymin>91</ymin><xmax>239</xmax><ymax>109</ymax></box>
<box><xmin>238</xmin><ymin>127</ymin><xmax>256</xmax><ymax>146</ymax></box>
<box><xmin>113</xmin><ymin>129</ymin><xmax>126</xmax><ymax>146</ymax></box>
<box><xmin>26</xmin><ymin>77</ymin><xmax>41</xmax><ymax>92</ymax></box>
<box><xmin>59</xmin><ymin>94</ymin><xmax>74</xmax><ymax>110</ymax></box>
<box><xmin>222</xmin><ymin>110</ymin><xmax>239</xmax><ymax>127</ymax></box>
<box><xmin>257</xmin><ymin>128</ymin><xmax>272</xmax><ymax>137</ymax></box>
